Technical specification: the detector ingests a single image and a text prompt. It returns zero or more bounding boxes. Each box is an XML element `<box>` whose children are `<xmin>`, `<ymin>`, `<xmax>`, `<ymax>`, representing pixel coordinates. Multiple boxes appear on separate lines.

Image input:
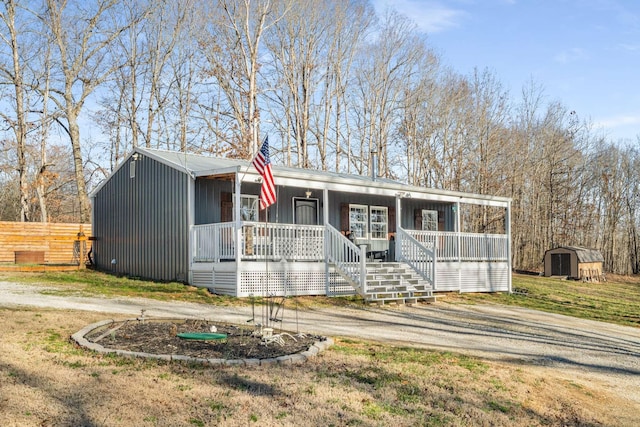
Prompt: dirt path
<box><xmin>2</xmin><ymin>281</ymin><xmax>639</xmax><ymax>408</ymax></box>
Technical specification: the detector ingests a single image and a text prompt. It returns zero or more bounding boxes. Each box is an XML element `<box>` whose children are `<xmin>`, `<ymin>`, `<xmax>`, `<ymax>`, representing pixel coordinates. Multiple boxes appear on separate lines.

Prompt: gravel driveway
<box><xmin>2</xmin><ymin>280</ymin><xmax>639</xmax><ymax>406</ymax></box>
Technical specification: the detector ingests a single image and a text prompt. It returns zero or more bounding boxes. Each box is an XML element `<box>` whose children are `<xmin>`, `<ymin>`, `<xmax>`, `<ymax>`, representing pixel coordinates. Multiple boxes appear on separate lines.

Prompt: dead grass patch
<box><xmin>1</xmin><ymin>307</ymin><xmax>637</xmax><ymax>426</ymax></box>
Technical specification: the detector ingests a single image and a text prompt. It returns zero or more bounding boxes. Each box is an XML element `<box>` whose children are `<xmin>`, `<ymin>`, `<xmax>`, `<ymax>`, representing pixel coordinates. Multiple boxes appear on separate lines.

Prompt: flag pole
<box><xmin>250</xmin><ymin>135</ymin><xmax>276</xmax><ymax>330</ymax></box>
<box><xmin>264</xmin><ymin>205</ymin><xmax>269</xmax><ymax>328</ymax></box>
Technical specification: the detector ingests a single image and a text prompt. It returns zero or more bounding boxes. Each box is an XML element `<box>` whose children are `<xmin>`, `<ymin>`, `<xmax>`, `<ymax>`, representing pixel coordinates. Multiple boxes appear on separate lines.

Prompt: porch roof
<box><xmin>123</xmin><ymin>147</ymin><xmax>511</xmax><ymax>208</ymax></box>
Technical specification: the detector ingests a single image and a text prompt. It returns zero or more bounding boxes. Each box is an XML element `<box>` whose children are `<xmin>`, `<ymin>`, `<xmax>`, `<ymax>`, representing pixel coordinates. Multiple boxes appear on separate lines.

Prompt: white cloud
<box><xmin>553</xmin><ymin>47</ymin><xmax>589</xmax><ymax>63</ymax></box>
<box><xmin>372</xmin><ymin>0</ymin><xmax>466</xmax><ymax>33</ymax></box>
<box><xmin>592</xmin><ymin>113</ymin><xmax>640</xmax><ymax>140</ymax></box>
<box><xmin>597</xmin><ymin>114</ymin><xmax>640</xmax><ymax>128</ymax></box>
<box><xmin>618</xmin><ymin>43</ymin><xmax>640</xmax><ymax>52</ymax></box>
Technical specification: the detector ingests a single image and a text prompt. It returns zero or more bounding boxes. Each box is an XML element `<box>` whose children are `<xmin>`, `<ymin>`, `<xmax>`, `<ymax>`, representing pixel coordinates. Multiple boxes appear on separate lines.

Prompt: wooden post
<box><xmin>76</xmin><ymin>225</ymin><xmax>87</xmax><ymax>269</ymax></box>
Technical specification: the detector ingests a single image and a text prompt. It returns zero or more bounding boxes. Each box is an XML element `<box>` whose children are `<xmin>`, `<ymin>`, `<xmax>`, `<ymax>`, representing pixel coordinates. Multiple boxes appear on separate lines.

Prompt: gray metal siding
<box><xmin>401</xmin><ymin>201</ymin><xmax>455</xmax><ymax>231</ymax></box>
<box><xmin>194</xmin><ymin>179</ymin><xmax>324</xmax><ymax>225</ymax></box>
<box><xmin>93</xmin><ymin>156</ymin><xmax>190</xmax><ymax>282</ymax></box>
<box><xmin>194</xmin><ymin>179</ymin><xmax>236</xmax><ymax>224</ymax></box>
<box><xmin>327</xmin><ymin>193</ymin><xmax>455</xmax><ymax>231</ymax></box>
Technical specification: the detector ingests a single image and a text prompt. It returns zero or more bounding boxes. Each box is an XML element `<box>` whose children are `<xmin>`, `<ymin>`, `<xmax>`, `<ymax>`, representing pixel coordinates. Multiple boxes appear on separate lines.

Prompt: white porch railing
<box><xmin>408</xmin><ymin>231</ymin><xmax>508</xmax><ymax>261</ymax></box>
<box><xmin>396</xmin><ymin>228</ymin><xmax>435</xmax><ymax>285</ymax></box>
<box><xmin>192</xmin><ymin>223</ymin><xmax>508</xmax><ymax>265</ymax></box>
<box><xmin>193</xmin><ymin>222</ymin><xmax>235</xmax><ymax>261</ymax></box>
<box><xmin>192</xmin><ymin>222</ymin><xmax>324</xmax><ymax>262</ymax></box>
<box><xmin>326</xmin><ymin>224</ymin><xmax>366</xmax><ymax>294</ymax></box>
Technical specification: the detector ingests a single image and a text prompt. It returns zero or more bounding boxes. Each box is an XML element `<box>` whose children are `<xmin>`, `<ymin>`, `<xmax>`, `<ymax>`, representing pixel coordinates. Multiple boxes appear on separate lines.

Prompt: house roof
<box><xmin>91</xmin><ymin>147</ymin><xmax>511</xmax><ymax>208</ymax></box>
<box><xmin>549</xmin><ymin>246</ymin><xmax>605</xmax><ymax>263</ymax></box>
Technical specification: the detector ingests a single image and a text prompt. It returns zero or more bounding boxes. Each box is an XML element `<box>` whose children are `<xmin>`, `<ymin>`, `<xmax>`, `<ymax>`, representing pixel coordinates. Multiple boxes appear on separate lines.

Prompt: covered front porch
<box><xmin>188</xmin><ymin>163</ymin><xmax>511</xmax><ymax>299</ymax></box>
<box><xmin>190</xmin><ymin>220</ymin><xmax>510</xmax><ymax>298</ymax></box>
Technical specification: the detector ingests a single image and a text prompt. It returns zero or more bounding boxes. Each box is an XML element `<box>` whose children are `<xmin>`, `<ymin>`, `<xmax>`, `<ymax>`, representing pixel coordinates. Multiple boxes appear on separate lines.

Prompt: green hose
<box><xmin>176</xmin><ymin>332</ymin><xmax>227</xmax><ymax>341</ymax></box>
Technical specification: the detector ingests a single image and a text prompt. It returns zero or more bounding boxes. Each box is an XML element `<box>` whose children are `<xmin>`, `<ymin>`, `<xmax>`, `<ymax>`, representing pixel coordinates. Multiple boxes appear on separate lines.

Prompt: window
<box><xmin>422</xmin><ymin>209</ymin><xmax>438</xmax><ymax>231</ymax></box>
<box><xmin>370</xmin><ymin>206</ymin><xmax>388</xmax><ymax>239</ymax></box>
<box><xmin>349</xmin><ymin>205</ymin><xmax>368</xmax><ymax>238</ymax></box>
<box><xmin>239</xmin><ymin>195</ymin><xmax>259</xmax><ymax>221</ymax></box>
<box><xmin>348</xmin><ymin>204</ymin><xmax>388</xmax><ymax>239</ymax></box>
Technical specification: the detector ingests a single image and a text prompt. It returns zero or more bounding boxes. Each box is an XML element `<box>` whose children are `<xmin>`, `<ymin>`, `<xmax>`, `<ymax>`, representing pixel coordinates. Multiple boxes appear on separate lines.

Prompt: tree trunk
<box><xmin>67</xmin><ymin>109</ymin><xmax>91</xmax><ymax>223</ymax></box>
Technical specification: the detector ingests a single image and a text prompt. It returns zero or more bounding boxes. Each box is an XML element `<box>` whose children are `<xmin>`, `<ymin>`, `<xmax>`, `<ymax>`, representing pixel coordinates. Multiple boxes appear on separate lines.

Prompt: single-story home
<box><xmin>543</xmin><ymin>246</ymin><xmax>604</xmax><ymax>281</ymax></box>
<box><xmin>90</xmin><ymin>148</ymin><xmax>512</xmax><ymax>303</ymax></box>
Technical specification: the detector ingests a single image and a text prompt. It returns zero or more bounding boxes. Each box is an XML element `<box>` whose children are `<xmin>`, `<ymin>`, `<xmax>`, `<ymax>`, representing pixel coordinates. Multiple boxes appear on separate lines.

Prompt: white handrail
<box><xmin>193</xmin><ymin>223</ymin><xmax>508</xmax><ymax>266</ymax></box>
<box><xmin>193</xmin><ymin>222</ymin><xmax>235</xmax><ymax>261</ymax></box>
<box><xmin>193</xmin><ymin>222</ymin><xmax>324</xmax><ymax>261</ymax></box>
<box><xmin>396</xmin><ymin>228</ymin><xmax>435</xmax><ymax>286</ymax></box>
<box><xmin>408</xmin><ymin>230</ymin><xmax>508</xmax><ymax>261</ymax></box>
<box><xmin>326</xmin><ymin>224</ymin><xmax>366</xmax><ymax>293</ymax></box>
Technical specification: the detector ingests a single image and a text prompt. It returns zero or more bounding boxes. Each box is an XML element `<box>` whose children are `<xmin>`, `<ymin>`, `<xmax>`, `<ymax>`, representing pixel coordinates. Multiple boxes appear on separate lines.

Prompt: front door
<box><xmin>294</xmin><ymin>198</ymin><xmax>319</xmax><ymax>225</ymax></box>
<box><xmin>551</xmin><ymin>253</ymin><xmax>571</xmax><ymax>276</ymax></box>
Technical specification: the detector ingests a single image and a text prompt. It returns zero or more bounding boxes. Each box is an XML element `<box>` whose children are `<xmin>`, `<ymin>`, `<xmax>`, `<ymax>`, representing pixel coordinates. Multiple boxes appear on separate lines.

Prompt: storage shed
<box><xmin>543</xmin><ymin>246</ymin><xmax>604</xmax><ymax>281</ymax></box>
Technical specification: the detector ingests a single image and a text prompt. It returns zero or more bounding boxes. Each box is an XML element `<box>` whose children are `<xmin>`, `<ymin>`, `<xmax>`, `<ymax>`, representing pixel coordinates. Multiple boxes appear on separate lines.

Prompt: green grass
<box><xmin>2</xmin><ymin>270</ymin><xmax>638</xmax><ymax>327</ymax></box>
<box><xmin>1</xmin><ymin>306</ymin><xmax>627</xmax><ymax>426</ymax></box>
<box><xmin>450</xmin><ymin>273</ymin><xmax>640</xmax><ymax>328</ymax></box>
<box><xmin>0</xmin><ymin>270</ymin><xmax>359</xmax><ymax>308</ymax></box>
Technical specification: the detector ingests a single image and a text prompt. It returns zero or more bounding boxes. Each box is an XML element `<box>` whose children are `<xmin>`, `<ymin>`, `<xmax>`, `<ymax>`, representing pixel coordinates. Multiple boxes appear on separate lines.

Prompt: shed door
<box><xmin>294</xmin><ymin>198</ymin><xmax>318</xmax><ymax>225</ymax></box>
<box><xmin>551</xmin><ymin>253</ymin><xmax>571</xmax><ymax>276</ymax></box>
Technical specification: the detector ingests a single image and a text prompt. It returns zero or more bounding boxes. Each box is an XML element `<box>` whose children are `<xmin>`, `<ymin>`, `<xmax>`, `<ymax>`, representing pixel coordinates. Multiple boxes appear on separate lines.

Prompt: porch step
<box><xmin>332</xmin><ymin>259</ymin><xmax>435</xmax><ymax>305</ymax></box>
<box><xmin>363</xmin><ymin>261</ymin><xmax>434</xmax><ymax>305</ymax></box>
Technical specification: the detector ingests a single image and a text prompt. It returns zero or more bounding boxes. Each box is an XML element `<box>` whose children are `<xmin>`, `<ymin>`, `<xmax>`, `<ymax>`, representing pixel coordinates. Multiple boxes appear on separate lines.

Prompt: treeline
<box><xmin>0</xmin><ymin>0</ymin><xmax>637</xmax><ymax>274</ymax></box>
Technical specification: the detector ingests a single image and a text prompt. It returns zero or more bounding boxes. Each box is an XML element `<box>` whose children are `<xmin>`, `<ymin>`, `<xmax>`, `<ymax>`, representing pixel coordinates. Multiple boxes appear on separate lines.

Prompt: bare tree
<box><xmin>33</xmin><ymin>40</ymin><xmax>54</xmax><ymax>222</ymax></box>
<box><xmin>0</xmin><ymin>0</ymin><xmax>31</xmax><ymax>221</ymax></box>
<box><xmin>317</xmin><ymin>0</ymin><xmax>374</xmax><ymax>172</ymax></box>
<box><xmin>350</xmin><ymin>10</ymin><xmax>427</xmax><ymax>178</ymax></box>
<box><xmin>199</xmin><ymin>0</ymin><xmax>281</xmax><ymax>159</ymax></box>
<box><xmin>263</xmin><ymin>0</ymin><xmax>370</xmax><ymax>170</ymax></box>
<box><xmin>622</xmin><ymin>147</ymin><xmax>640</xmax><ymax>274</ymax></box>
<box><xmin>42</xmin><ymin>0</ymin><xmax>144</xmax><ymax>222</ymax></box>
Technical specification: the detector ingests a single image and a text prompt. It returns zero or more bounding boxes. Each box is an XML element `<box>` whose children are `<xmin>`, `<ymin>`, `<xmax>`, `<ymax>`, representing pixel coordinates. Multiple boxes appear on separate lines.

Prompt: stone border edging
<box><xmin>71</xmin><ymin>318</ymin><xmax>333</xmax><ymax>366</ymax></box>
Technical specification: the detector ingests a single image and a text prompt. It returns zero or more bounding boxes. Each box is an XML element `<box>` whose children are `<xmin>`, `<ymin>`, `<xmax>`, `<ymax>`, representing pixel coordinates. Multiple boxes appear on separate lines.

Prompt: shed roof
<box><xmin>550</xmin><ymin>246</ymin><xmax>604</xmax><ymax>263</ymax></box>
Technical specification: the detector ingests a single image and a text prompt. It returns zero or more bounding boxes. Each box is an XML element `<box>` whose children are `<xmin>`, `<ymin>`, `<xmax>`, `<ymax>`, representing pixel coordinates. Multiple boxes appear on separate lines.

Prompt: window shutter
<box><xmin>414</xmin><ymin>209</ymin><xmax>422</xmax><ymax>230</ymax></box>
<box><xmin>388</xmin><ymin>206</ymin><xmax>396</xmax><ymax>233</ymax></box>
<box><xmin>221</xmin><ymin>192</ymin><xmax>232</xmax><ymax>222</ymax></box>
<box><xmin>341</xmin><ymin>204</ymin><xmax>349</xmax><ymax>232</ymax></box>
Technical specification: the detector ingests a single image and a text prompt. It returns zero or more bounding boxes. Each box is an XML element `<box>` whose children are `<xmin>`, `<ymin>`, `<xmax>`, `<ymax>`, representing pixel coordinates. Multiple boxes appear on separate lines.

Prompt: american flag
<box><xmin>252</xmin><ymin>136</ymin><xmax>276</xmax><ymax>210</ymax></box>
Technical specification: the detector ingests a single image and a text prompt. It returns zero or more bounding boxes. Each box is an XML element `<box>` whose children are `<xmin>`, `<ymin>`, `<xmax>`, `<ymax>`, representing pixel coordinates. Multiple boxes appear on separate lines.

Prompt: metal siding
<box><xmin>93</xmin><ymin>156</ymin><xmax>189</xmax><ymax>282</ymax></box>
<box><xmin>401</xmin><ymin>201</ymin><xmax>455</xmax><ymax>231</ymax></box>
<box><xmin>193</xmin><ymin>179</ymin><xmax>325</xmax><ymax>226</ymax></box>
<box><xmin>328</xmin><ymin>192</ymin><xmax>397</xmax><ymax>228</ymax></box>
<box><xmin>195</xmin><ymin>179</ymin><xmax>221</xmax><ymax>224</ymax></box>
<box><xmin>327</xmin><ymin>193</ymin><xmax>455</xmax><ymax>232</ymax></box>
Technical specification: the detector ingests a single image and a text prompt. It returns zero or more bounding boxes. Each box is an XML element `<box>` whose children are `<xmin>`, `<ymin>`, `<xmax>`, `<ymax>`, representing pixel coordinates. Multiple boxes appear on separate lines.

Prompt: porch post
<box><xmin>506</xmin><ymin>200</ymin><xmax>512</xmax><ymax>293</ymax></box>
<box><xmin>456</xmin><ymin>200</ymin><xmax>462</xmax><ymax>293</ymax></box>
<box><xmin>360</xmin><ymin>244</ymin><xmax>367</xmax><ymax>294</ymax></box>
<box><xmin>395</xmin><ymin>195</ymin><xmax>401</xmax><ymax>262</ymax></box>
<box><xmin>234</xmin><ymin>172</ymin><xmax>242</xmax><ymax>294</ymax></box>
<box><xmin>187</xmin><ymin>176</ymin><xmax>195</xmax><ymax>285</ymax></box>
<box><xmin>323</xmin><ymin>188</ymin><xmax>330</xmax><ymax>296</ymax></box>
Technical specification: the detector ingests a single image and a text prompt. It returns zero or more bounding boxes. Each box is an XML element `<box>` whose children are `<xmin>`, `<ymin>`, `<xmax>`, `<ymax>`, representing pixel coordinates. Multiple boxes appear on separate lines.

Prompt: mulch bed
<box><xmin>83</xmin><ymin>319</ymin><xmax>324</xmax><ymax>360</ymax></box>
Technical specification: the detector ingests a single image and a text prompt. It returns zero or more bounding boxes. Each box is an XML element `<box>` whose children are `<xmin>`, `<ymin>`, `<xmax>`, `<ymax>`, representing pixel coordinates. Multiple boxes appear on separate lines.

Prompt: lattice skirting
<box><xmin>193</xmin><ymin>261</ymin><xmax>511</xmax><ymax>296</ymax></box>
<box><xmin>189</xmin><ymin>262</ymin><xmax>355</xmax><ymax>297</ymax></box>
<box><xmin>237</xmin><ymin>270</ymin><xmax>355</xmax><ymax>297</ymax></box>
<box><xmin>239</xmin><ymin>270</ymin><xmax>324</xmax><ymax>297</ymax></box>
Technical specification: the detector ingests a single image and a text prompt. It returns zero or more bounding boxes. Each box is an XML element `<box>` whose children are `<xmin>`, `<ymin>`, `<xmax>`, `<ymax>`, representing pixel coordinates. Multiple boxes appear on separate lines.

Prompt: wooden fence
<box><xmin>0</xmin><ymin>221</ymin><xmax>92</xmax><ymax>266</ymax></box>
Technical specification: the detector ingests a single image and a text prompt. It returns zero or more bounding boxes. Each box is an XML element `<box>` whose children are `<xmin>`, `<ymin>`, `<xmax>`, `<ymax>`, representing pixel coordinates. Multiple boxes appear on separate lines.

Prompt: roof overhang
<box><xmin>92</xmin><ymin>147</ymin><xmax>511</xmax><ymax>209</ymax></box>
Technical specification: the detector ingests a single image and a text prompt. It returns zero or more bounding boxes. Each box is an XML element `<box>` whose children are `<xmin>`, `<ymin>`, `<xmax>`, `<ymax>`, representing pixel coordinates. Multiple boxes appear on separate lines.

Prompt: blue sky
<box><xmin>372</xmin><ymin>0</ymin><xmax>640</xmax><ymax>143</ymax></box>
